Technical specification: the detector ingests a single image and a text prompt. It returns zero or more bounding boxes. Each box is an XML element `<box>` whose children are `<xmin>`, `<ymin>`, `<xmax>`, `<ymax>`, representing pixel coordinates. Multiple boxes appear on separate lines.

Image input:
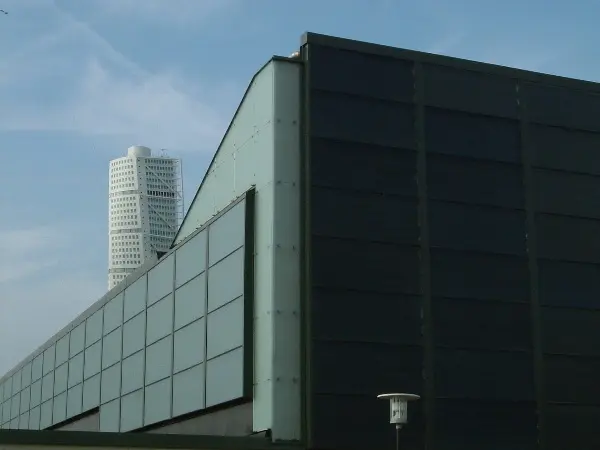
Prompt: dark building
<box><xmin>300</xmin><ymin>33</ymin><xmax>600</xmax><ymax>450</ymax></box>
<box><xmin>2</xmin><ymin>32</ymin><xmax>600</xmax><ymax>450</ymax></box>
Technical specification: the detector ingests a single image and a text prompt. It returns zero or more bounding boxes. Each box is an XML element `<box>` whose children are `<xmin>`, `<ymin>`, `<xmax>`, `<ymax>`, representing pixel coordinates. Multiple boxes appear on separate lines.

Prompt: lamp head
<box><xmin>377</xmin><ymin>393</ymin><xmax>420</xmax><ymax>427</ymax></box>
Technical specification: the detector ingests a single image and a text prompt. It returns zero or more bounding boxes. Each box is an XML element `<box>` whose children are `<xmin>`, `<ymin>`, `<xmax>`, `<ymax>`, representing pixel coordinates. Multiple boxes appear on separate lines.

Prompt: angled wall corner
<box><xmin>173</xmin><ymin>58</ymin><xmax>303</xmax><ymax>441</ymax></box>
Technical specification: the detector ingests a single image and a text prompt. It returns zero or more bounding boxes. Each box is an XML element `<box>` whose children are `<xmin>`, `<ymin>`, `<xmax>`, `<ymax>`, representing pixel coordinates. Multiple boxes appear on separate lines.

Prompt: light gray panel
<box><xmin>3</xmin><ymin>378</ymin><xmax>11</xmax><ymax>401</ymax></box>
<box><xmin>2</xmin><ymin>400</ymin><xmax>10</xmax><ymax>423</ymax></box>
<box><xmin>104</xmin><ymin>294</ymin><xmax>124</xmax><ymax>335</ymax></box>
<box><xmin>120</xmin><ymin>389</ymin><xmax>143</xmax><ymax>432</ymax></box>
<box><xmin>84</xmin><ymin>341</ymin><xmax>102</xmax><ymax>380</ymax></box>
<box><xmin>70</xmin><ymin>323</ymin><xmax>86</xmax><ymax>357</ymax></box>
<box><xmin>52</xmin><ymin>392</ymin><xmax>66</xmax><ymax>424</ymax></box>
<box><xmin>68</xmin><ymin>353</ymin><xmax>84</xmax><ymax>388</ymax></box>
<box><xmin>207</xmin><ymin>248</ymin><xmax>244</xmax><ymax>312</ymax></box>
<box><xmin>30</xmin><ymin>380</ymin><xmax>41</xmax><ymax>408</ymax></box>
<box><xmin>102</xmin><ymin>327</ymin><xmax>122</xmax><ymax>369</ymax></box>
<box><xmin>53</xmin><ymin>363</ymin><xmax>68</xmax><ymax>395</ymax></box>
<box><xmin>208</xmin><ymin>201</ymin><xmax>245</xmax><ymax>266</ymax></box>
<box><xmin>148</xmin><ymin>254</ymin><xmax>174</xmax><ymax>305</ymax></box>
<box><xmin>175</xmin><ymin>231</ymin><xmax>207</xmax><ymax>287</ymax></box>
<box><xmin>29</xmin><ymin>406</ymin><xmax>40</xmax><ymax>430</ymax></box>
<box><xmin>122</xmin><ymin>351</ymin><xmax>144</xmax><ymax>395</ymax></box>
<box><xmin>145</xmin><ymin>336</ymin><xmax>172</xmax><ymax>385</ymax></box>
<box><xmin>10</xmin><ymin>418</ymin><xmax>18</xmax><ymax>429</ymax></box>
<box><xmin>144</xmin><ymin>378</ymin><xmax>171</xmax><ymax>426</ymax></box>
<box><xmin>19</xmin><ymin>412</ymin><xmax>29</xmax><ymax>430</ymax></box>
<box><xmin>174</xmin><ymin>319</ymin><xmax>205</xmax><ymax>373</ymax></box>
<box><xmin>55</xmin><ymin>334</ymin><xmax>70</xmax><ymax>366</ymax></box>
<box><xmin>1</xmin><ymin>400</ymin><xmax>9</xmax><ymax>423</ymax></box>
<box><xmin>207</xmin><ymin>297</ymin><xmax>244</xmax><ymax>360</ymax></box>
<box><xmin>173</xmin><ymin>364</ymin><xmax>205</xmax><ymax>417</ymax></box>
<box><xmin>205</xmin><ymin>347</ymin><xmax>244</xmax><ymax>408</ymax></box>
<box><xmin>20</xmin><ymin>386</ymin><xmax>30</xmax><ymax>414</ymax></box>
<box><xmin>40</xmin><ymin>400</ymin><xmax>53</xmax><ymax>429</ymax></box>
<box><xmin>66</xmin><ymin>384</ymin><xmax>83</xmax><ymax>419</ymax></box>
<box><xmin>41</xmin><ymin>373</ymin><xmax>53</xmax><ymax>402</ymax></box>
<box><xmin>86</xmin><ymin>310</ymin><xmax>103</xmax><ymax>346</ymax></box>
<box><xmin>99</xmin><ymin>399</ymin><xmax>120</xmax><ymax>432</ymax></box>
<box><xmin>21</xmin><ymin>363</ymin><xmax>32</xmax><ymax>388</ymax></box>
<box><xmin>124</xmin><ymin>274</ymin><xmax>147</xmax><ymax>321</ymax></box>
<box><xmin>123</xmin><ymin>312</ymin><xmax>145</xmax><ymax>358</ymax></box>
<box><xmin>147</xmin><ymin>294</ymin><xmax>173</xmax><ymax>345</ymax></box>
<box><xmin>82</xmin><ymin>374</ymin><xmax>100</xmax><ymax>412</ymax></box>
<box><xmin>10</xmin><ymin>394</ymin><xmax>19</xmax><ymax>419</ymax></box>
<box><xmin>32</xmin><ymin>355</ymin><xmax>43</xmax><ymax>382</ymax></box>
<box><xmin>101</xmin><ymin>363</ymin><xmax>121</xmax><ymax>404</ymax></box>
<box><xmin>12</xmin><ymin>371</ymin><xmax>21</xmax><ymax>395</ymax></box>
<box><xmin>174</xmin><ymin>274</ymin><xmax>206</xmax><ymax>330</ymax></box>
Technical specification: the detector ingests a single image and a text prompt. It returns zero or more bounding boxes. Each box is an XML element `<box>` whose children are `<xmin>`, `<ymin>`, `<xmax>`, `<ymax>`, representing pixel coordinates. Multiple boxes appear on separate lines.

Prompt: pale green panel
<box><xmin>121</xmin><ymin>389</ymin><xmax>144</xmax><ymax>432</ymax></box>
<box><xmin>271</xmin><ymin>62</ymin><xmax>303</xmax><ymax>441</ymax></box>
<box><xmin>208</xmin><ymin>202</ymin><xmax>245</xmax><ymax>266</ymax></box>
<box><xmin>39</xmin><ymin>400</ymin><xmax>52</xmax><ymax>429</ymax></box>
<box><xmin>30</xmin><ymin>380</ymin><xmax>41</xmax><ymax>408</ymax></box>
<box><xmin>174</xmin><ymin>274</ymin><xmax>205</xmax><ymax>330</ymax></box>
<box><xmin>100</xmin><ymin>363</ymin><xmax>121</xmax><ymax>404</ymax></box>
<box><xmin>86</xmin><ymin>310</ymin><xmax>103</xmax><ymax>346</ymax></box>
<box><xmin>102</xmin><ymin>327</ymin><xmax>122</xmax><ymax>369</ymax></box>
<box><xmin>32</xmin><ymin>355</ymin><xmax>43</xmax><ymax>382</ymax></box>
<box><xmin>123</xmin><ymin>312</ymin><xmax>146</xmax><ymax>358</ymax></box>
<box><xmin>43</xmin><ymin>345</ymin><xmax>56</xmax><ymax>375</ymax></box>
<box><xmin>19</xmin><ymin>387</ymin><xmax>30</xmax><ymax>414</ymax></box>
<box><xmin>21</xmin><ymin>363</ymin><xmax>32</xmax><ymax>388</ymax></box>
<box><xmin>12</xmin><ymin>371</ymin><xmax>21</xmax><ymax>395</ymax></box>
<box><xmin>253</xmin><ymin>59</ymin><xmax>302</xmax><ymax>438</ymax></box>
<box><xmin>19</xmin><ymin>412</ymin><xmax>29</xmax><ymax>430</ymax></box>
<box><xmin>70</xmin><ymin>323</ymin><xmax>85</xmax><ymax>357</ymax></box>
<box><xmin>175</xmin><ymin>62</ymin><xmax>275</xmax><ymax>244</ymax></box>
<box><xmin>144</xmin><ymin>378</ymin><xmax>171</xmax><ymax>426</ymax></box>
<box><xmin>82</xmin><ymin>374</ymin><xmax>100</xmax><ymax>412</ymax></box>
<box><xmin>148</xmin><ymin>254</ymin><xmax>174</xmax><ymax>305</ymax></box>
<box><xmin>68</xmin><ymin>353</ymin><xmax>84</xmax><ymax>388</ymax></box>
<box><xmin>53</xmin><ymin>363</ymin><xmax>68</xmax><ymax>395</ymax></box>
<box><xmin>29</xmin><ymin>406</ymin><xmax>40</xmax><ymax>430</ymax></box>
<box><xmin>66</xmin><ymin>384</ymin><xmax>83</xmax><ymax>419</ymax></box>
<box><xmin>52</xmin><ymin>392</ymin><xmax>66</xmax><ymax>424</ymax></box>
<box><xmin>103</xmin><ymin>293</ymin><xmax>124</xmax><ymax>335</ymax></box>
<box><xmin>55</xmin><ymin>334</ymin><xmax>69</xmax><ymax>367</ymax></box>
<box><xmin>173</xmin><ymin>319</ymin><xmax>205</xmax><ymax>374</ymax></box>
<box><xmin>175</xmin><ymin>231</ymin><xmax>207</xmax><ymax>288</ymax></box>
<box><xmin>173</xmin><ymin>364</ymin><xmax>204</xmax><ymax>416</ymax></box>
<box><xmin>205</xmin><ymin>347</ymin><xmax>243</xmax><ymax>408</ymax></box>
<box><xmin>124</xmin><ymin>274</ymin><xmax>147</xmax><ymax>321</ymax></box>
<box><xmin>145</xmin><ymin>336</ymin><xmax>172</xmax><ymax>385</ymax></box>
<box><xmin>99</xmin><ymin>399</ymin><xmax>120</xmax><ymax>432</ymax></box>
<box><xmin>122</xmin><ymin>351</ymin><xmax>145</xmax><ymax>395</ymax></box>
<box><xmin>84</xmin><ymin>341</ymin><xmax>102</xmax><ymax>380</ymax></box>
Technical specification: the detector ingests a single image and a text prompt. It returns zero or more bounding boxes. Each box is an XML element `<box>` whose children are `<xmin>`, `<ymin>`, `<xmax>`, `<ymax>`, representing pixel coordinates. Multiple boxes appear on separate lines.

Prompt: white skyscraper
<box><xmin>108</xmin><ymin>146</ymin><xmax>183</xmax><ymax>290</ymax></box>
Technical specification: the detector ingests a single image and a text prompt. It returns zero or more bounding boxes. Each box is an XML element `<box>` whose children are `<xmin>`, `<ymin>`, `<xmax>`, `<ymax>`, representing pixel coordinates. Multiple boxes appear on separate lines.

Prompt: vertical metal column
<box><xmin>517</xmin><ymin>81</ymin><xmax>546</xmax><ymax>450</ymax></box>
<box><xmin>414</xmin><ymin>61</ymin><xmax>434</xmax><ymax>449</ymax></box>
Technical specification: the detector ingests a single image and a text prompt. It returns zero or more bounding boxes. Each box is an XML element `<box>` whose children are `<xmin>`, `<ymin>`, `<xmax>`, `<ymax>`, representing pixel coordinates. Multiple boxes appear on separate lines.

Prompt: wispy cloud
<box><xmin>87</xmin><ymin>0</ymin><xmax>236</xmax><ymax>25</ymax></box>
<box><xmin>0</xmin><ymin>226</ymin><xmax>64</xmax><ymax>284</ymax></box>
<box><xmin>0</xmin><ymin>0</ymin><xmax>236</xmax><ymax>152</ymax></box>
<box><xmin>0</xmin><ymin>271</ymin><xmax>105</xmax><ymax>375</ymax></box>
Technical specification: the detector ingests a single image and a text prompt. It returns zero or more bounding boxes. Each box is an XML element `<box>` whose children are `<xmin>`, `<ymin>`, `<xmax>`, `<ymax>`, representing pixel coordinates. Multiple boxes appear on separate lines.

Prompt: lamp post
<box><xmin>377</xmin><ymin>393</ymin><xmax>420</xmax><ymax>450</ymax></box>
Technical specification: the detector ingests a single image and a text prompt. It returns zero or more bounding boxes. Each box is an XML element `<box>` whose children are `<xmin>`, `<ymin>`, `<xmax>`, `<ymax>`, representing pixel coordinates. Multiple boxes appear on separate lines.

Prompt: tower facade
<box><xmin>108</xmin><ymin>146</ymin><xmax>183</xmax><ymax>290</ymax></box>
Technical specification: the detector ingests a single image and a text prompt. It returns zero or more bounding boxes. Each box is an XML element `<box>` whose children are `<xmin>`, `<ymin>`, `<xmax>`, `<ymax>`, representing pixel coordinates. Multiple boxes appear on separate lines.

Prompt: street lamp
<box><xmin>377</xmin><ymin>393</ymin><xmax>420</xmax><ymax>450</ymax></box>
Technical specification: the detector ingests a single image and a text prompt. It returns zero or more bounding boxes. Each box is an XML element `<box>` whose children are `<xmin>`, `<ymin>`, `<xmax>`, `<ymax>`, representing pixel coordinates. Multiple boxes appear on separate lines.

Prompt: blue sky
<box><xmin>0</xmin><ymin>0</ymin><xmax>598</xmax><ymax>373</ymax></box>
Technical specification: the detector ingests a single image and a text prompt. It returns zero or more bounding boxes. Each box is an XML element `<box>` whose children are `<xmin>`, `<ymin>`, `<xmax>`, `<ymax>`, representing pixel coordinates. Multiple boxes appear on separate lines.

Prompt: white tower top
<box><xmin>107</xmin><ymin>146</ymin><xmax>184</xmax><ymax>290</ymax></box>
<box><xmin>127</xmin><ymin>145</ymin><xmax>152</xmax><ymax>157</ymax></box>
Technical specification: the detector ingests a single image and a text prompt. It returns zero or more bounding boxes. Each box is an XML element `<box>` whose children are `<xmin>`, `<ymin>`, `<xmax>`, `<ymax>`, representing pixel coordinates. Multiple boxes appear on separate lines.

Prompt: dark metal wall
<box><xmin>301</xmin><ymin>33</ymin><xmax>600</xmax><ymax>450</ymax></box>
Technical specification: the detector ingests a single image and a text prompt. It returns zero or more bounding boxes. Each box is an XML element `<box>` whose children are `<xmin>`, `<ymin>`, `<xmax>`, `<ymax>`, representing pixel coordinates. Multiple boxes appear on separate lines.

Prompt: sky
<box><xmin>0</xmin><ymin>0</ymin><xmax>599</xmax><ymax>375</ymax></box>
